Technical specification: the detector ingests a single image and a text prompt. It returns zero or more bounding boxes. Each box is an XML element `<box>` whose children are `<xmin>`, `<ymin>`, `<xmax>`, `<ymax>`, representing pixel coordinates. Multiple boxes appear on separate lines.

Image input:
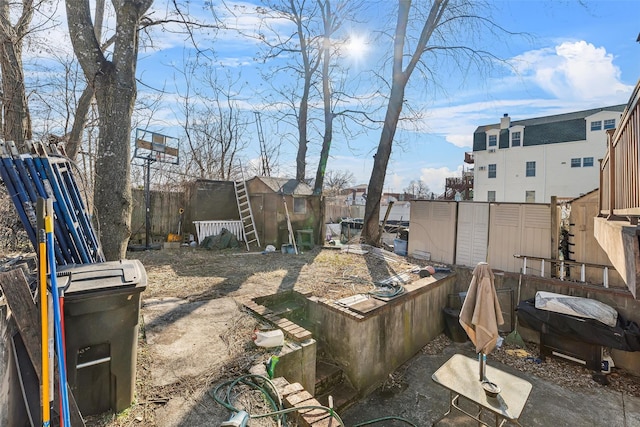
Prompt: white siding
<box><xmin>455</xmin><ymin>202</ymin><xmax>489</xmax><ymax>267</ymax></box>
<box><xmin>474</xmin><ymin>110</ymin><xmax>622</xmax><ymax>203</ymax></box>
<box><xmin>408</xmin><ymin>201</ymin><xmax>457</xmax><ymax>264</ymax></box>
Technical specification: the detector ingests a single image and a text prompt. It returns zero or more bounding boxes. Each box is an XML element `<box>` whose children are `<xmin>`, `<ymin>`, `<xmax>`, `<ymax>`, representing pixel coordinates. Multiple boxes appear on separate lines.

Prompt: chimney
<box><xmin>500</xmin><ymin>113</ymin><xmax>510</xmax><ymax>130</ymax></box>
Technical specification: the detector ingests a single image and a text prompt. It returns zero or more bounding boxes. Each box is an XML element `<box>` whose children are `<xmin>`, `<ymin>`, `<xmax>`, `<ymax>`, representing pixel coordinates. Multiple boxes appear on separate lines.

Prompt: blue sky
<box><xmin>100</xmin><ymin>1</ymin><xmax>640</xmax><ymax>193</ymax></box>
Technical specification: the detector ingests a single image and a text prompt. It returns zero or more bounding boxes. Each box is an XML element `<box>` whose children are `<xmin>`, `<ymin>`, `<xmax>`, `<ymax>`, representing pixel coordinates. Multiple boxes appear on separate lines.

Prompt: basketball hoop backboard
<box><xmin>134</xmin><ymin>128</ymin><xmax>179</xmax><ymax>165</ymax></box>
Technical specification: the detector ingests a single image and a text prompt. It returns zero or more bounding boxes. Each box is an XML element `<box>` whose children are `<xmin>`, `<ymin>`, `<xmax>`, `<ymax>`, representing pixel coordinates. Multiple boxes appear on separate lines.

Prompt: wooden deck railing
<box><xmin>599</xmin><ymin>79</ymin><xmax>640</xmax><ymax>218</ymax></box>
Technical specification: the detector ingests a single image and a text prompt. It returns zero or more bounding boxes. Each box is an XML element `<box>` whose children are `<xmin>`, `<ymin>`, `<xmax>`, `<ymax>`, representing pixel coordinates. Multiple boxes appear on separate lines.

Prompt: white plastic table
<box><xmin>431</xmin><ymin>354</ymin><xmax>532</xmax><ymax>427</ymax></box>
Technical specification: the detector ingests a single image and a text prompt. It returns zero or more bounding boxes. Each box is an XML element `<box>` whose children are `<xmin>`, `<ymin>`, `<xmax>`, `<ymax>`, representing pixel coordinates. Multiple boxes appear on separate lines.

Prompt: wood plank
<box><xmin>0</xmin><ymin>268</ymin><xmax>86</xmax><ymax>426</ymax></box>
<box><xmin>0</xmin><ymin>268</ymin><xmax>41</xmax><ymax>380</ymax></box>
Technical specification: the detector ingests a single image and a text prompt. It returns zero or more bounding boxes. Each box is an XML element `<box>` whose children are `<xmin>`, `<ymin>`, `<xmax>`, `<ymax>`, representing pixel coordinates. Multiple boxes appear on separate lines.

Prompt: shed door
<box><xmin>456</xmin><ymin>202</ymin><xmax>489</xmax><ymax>267</ymax></box>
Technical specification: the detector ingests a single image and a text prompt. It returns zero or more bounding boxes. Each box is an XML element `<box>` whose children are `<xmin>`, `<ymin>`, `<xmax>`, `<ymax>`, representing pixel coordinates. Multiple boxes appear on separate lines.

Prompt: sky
<box><xmin>30</xmin><ymin>1</ymin><xmax>640</xmax><ymax>195</ymax></box>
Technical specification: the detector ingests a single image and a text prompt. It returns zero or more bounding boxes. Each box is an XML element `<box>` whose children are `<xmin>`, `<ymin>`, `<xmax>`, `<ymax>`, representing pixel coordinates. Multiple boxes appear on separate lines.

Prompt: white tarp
<box><xmin>534</xmin><ymin>291</ymin><xmax>618</xmax><ymax>327</ymax></box>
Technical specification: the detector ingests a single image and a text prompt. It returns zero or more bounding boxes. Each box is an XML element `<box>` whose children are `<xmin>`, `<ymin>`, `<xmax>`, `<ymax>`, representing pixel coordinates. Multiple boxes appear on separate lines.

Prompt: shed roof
<box><xmin>249</xmin><ymin>176</ymin><xmax>314</xmax><ymax>195</ymax></box>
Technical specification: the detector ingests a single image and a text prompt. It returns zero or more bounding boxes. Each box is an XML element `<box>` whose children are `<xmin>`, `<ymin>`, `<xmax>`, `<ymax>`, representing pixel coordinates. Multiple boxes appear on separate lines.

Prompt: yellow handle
<box><xmin>39</xmin><ymin>231</ymin><xmax>50</xmax><ymax>425</ymax></box>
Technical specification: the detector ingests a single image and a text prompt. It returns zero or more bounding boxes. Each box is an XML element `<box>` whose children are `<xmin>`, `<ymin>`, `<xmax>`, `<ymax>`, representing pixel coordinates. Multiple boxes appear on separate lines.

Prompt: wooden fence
<box><xmin>131</xmin><ymin>189</ymin><xmax>184</xmax><ymax>243</ymax></box>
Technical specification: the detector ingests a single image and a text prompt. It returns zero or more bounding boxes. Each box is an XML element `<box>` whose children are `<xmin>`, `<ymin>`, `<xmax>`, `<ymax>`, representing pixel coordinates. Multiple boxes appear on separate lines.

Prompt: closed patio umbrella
<box><xmin>459</xmin><ymin>262</ymin><xmax>504</xmax><ymax>381</ymax></box>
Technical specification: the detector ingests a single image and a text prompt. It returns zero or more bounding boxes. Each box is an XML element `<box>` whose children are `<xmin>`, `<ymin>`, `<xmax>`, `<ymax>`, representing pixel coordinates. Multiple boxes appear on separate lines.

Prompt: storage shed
<box><xmin>183</xmin><ymin>179</ymin><xmax>239</xmax><ymax>237</ymax></box>
<box><xmin>245</xmin><ymin>177</ymin><xmax>322</xmax><ymax>248</ymax></box>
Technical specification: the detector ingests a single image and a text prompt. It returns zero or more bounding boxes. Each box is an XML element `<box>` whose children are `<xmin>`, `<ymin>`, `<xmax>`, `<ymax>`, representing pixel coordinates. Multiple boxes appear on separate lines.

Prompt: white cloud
<box><xmin>388</xmin><ymin>174</ymin><xmax>404</xmax><ymax>192</ymax></box>
<box><xmin>510</xmin><ymin>41</ymin><xmax>632</xmax><ymax>102</ymax></box>
<box><xmin>420</xmin><ymin>165</ymin><xmax>463</xmax><ymax>195</ymax></box>
<box><xmin>410</xmin><ymin>41</ymin><xmax>633</xmax><ymax>150</ymax></box>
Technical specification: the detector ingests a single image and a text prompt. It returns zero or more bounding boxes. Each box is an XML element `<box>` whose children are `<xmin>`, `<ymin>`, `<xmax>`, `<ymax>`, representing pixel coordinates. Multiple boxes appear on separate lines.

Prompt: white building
<box><xmin>472</xmin><ymin>105</ymin><xmax>625</xmax><ymax>203</ymax></box>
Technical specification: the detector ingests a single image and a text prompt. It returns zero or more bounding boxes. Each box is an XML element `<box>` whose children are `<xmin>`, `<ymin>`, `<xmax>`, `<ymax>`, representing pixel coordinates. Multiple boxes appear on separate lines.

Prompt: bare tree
<box><xmin>0</xmin><ymin>0</ymin><xmax>34</xmax><ymax>150</ymax></box>
<box><xmin>64</xmin><ymin>0</ymin><xmax>108</xmax><ymax>160</ymax></box>
<box><xmin>250</xmin><ymin>0</ymin><xmax>323</xmax><ymax>182</ymax></box>
<box><xmin>313</xmin><ymin>0</ymin><xmax>341</xmax><ymax>194</ymax></box>
<box><xmin>66</xmin><ymin>0</ymin><xmax>153</xmax><ymax>260</ymax></box>
<box><xmin>404</xmin><ymin>179</ymin><xmax>430</xmax><ymax>199</ymax></box>
<box><xmin>362</xmin><ymin>0</ymin><xmax>511</xmax><ymax>245</ymax></box>
<box><xmin>323</xmin><ymin>169</ymin><xmax>354</xmax><ymax>196</ymax></box>
<box><xmin>175</xmin><ymin>61</ymin><xmax>250</xmax><ymax>181</ymax></box>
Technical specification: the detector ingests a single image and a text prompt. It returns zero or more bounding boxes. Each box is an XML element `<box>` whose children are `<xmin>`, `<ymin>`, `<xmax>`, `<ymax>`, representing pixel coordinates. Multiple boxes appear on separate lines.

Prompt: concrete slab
<box><xmin>342</xmin><ymin>343</ymin><xmax>640</xmax><ymax>426</ymax></box>
<box><xmin>142</xmin><ymin>297</ymin><xmax>240</xmax><ymax>387</ymax></box>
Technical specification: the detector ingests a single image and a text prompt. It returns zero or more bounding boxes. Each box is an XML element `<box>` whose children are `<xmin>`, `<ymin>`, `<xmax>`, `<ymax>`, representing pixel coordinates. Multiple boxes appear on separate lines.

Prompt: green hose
<box><xmin>353</xmin><ymin>416</ymin><xmax>418</xmax><ymax>426</ymax></box>
<box><xmin>210</xmin><ymin>374</ymin><xmax>287</xmax><ymax>425</ymax></box>
<box><xmin>210</xmin><ymin>374</ymin><xmax>418</xmax><ymax>427</ymax></box>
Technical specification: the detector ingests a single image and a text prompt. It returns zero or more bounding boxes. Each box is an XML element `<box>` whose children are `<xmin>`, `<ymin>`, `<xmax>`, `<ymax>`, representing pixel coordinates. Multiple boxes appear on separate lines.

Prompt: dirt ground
<box><xmin>83</xmin><ymin>245</ymin><xmax>427</xmax><ymax>426</ymax></box>
<box><xmin>8</xmin><ymin>245</ymin><xmax>637</xmax><ymax>426</ymax></box>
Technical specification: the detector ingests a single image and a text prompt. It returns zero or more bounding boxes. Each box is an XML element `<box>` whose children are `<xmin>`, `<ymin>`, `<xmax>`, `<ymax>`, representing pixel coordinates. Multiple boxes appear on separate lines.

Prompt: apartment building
<box><xmin>472</xmin><ymin>105</ymin><xmax>625</xmax><ymax>202</ymax></box>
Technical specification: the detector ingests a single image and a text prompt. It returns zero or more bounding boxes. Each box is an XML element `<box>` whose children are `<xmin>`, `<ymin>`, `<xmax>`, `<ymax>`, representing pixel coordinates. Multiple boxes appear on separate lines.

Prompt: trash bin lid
<box><xmin>59</xmin><ymin>259</ymin><xmax>147</xmax><ymax>295</ymax></box>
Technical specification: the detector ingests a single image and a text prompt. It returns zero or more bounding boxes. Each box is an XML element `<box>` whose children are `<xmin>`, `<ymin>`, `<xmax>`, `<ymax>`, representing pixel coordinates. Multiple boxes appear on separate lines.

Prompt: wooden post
<box><xmin>608</xmin><ymin>132</ymin><xmax>616</xmax><ymax>219</ymax></box>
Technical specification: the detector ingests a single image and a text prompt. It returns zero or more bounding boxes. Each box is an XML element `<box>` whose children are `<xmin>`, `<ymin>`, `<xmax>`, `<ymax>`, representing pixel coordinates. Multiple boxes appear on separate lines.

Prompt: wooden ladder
<box><xmin>234</xmin><ymin>179</ymin><xmax>260</xmax><ymax>250</ymax></box>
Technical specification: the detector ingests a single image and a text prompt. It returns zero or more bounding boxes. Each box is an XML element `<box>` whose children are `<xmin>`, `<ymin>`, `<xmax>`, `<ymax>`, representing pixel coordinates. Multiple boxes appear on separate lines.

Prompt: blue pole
<box><xmin>45</xmin><ymin>201</ymin><xmax>71</xmax><ymax>427</ymax></box>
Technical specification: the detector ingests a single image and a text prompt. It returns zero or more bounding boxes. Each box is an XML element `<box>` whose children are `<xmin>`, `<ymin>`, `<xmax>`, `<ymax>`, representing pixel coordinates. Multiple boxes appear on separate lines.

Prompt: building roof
<box><xmin>250</xmin><ymin>176</ymin><xmax>314</xmax><ymax>195</ymax></box>
<box><xmin>473</xmin><ymin>105</ymin><xmax>626</xmax><ymax>151</ymax></box>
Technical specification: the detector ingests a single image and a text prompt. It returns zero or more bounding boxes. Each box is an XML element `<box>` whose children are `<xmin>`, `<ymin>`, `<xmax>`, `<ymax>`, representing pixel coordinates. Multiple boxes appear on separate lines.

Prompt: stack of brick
<box><xmin>243</xmin><ymin>298</ymin><xmax>312</xmax><ymax>341</ymax></box>
<box><xmin>278</xmin><ymin>380</ymin><xmax>341</xmax><ymax>427</ymax></box>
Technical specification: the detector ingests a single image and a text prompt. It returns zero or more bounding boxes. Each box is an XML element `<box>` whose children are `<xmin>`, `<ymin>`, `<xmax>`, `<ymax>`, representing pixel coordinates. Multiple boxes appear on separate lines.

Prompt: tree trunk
<box><xmin>66</xmin><ymin>0</ymin><xmax>105</xmax><ymax>160</ymax></box>
<box><xmin>362</xmin><ymin>0</ymin><xmax>446</xmax><ymax>246</ymax></box>
<box><xmin>362</xmin><ymin>84</ymin><xmax>405</xmax><ymax>245</ymax></box>
<box><xmin>92</xmin><ymin>67</ymin><xmax>134</xmax><ymax>260</ymax></box>
<box><xmin>313</xmin><ymin>1</ymin><xmax>334</xmax><ymax>195</ymax></box>
<box><xmin>296</xmin><ymin>73</ymin><xmax>310</xmax><ymax>182</ymax></box>
<box><xmin>65</xmin><ymin>86</ymin><xmax>94</xmax><ymax>160</ymax></box>
<box><xmin>66</xmin><ymin>0</ymin><xmax>152</xmax><ymax>260</ymax></box>
<box><xmin>0</xmin><ymin>0</ymin><xmax>33</xmax><ymax>152</ymax></box>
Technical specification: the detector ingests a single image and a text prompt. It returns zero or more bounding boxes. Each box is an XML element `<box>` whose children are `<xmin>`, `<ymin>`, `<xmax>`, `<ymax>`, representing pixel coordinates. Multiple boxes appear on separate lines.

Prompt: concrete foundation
<box><xmin>594</xmin><ymin>217</ymin><xmax>639</xmax><ymax>298</ymax></box>
<box><xmin>305</xmin><ymin>273</ymin><xmax>457</xmax><ymax>395</ymax></box>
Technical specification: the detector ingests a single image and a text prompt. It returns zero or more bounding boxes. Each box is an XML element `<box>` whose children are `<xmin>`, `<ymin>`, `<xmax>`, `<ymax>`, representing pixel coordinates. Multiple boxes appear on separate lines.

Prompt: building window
<box><xmin>583</xmin><ymin>157</ymin><xmax>594</xmax><ymax>167</ymax></box>
<box><xmin>604</xmin><ymin>119</ymin><xmax>615</xmax><ymax>130</ymax></box>
<box><xmin>525</xmin><ymin>161</ymin><xmax>536</xmax><ymax>177</ymax></box>
<box><xmin>488</xmin><ymin>164</ymin><xmax>496</xmax><ymax>178</ymax></box>
<box><xmin>293</xmin><ymin>197</ymin><xmax>306</xmax><ymax>214</ymax></box>
<box><xmin>511</xmin><ymin>131</ymin><xmax>521</xmax><ymax>147</ymax></box>
<box><xmin>525</xmin><ymin>191</ymin><xmax>535</xmax><ymax>203</ymax></box>
<box><xmin>571</xmin><ymin>158</ymin><xmax>581</xmax><ymax>168</ymax></box>
<box><xmin>487</xmin><ymin>191</ymin><xmax>496</xmax><ymax>202</ymax></box>
<box><xmin>590</xmin><ymin>121</ymin><xmax>602</xmax><ymax>131</ymax></box>
<box><xmin>488</xmin><ymin>135</ymin><xmax>497</xmax><ymax>147</ymax></box>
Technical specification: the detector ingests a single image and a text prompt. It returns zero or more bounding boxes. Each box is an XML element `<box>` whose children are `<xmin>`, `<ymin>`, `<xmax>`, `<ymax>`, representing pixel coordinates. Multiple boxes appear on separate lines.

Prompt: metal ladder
<box><xmin>234</xmin><ymin>177</ymin><xmax>260</xmax><ymax>250</ymax></box>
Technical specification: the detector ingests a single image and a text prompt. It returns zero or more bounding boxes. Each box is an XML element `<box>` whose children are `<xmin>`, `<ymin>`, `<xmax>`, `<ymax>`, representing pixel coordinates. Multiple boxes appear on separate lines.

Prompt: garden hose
<box><xmin>211</xmin><ymin>374</ymin><xmax>419</xmax><ymax>427</ymax></box>
<box><xmin>353</xmin><ymin>416</ymin><xmax>419</xmax><ymax>426</ymax></box>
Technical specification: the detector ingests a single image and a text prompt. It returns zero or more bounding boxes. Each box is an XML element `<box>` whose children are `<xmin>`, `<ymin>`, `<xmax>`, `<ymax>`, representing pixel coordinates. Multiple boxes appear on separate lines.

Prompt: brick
<box><xmin>287</xmin><ymin>325</ymin><xmax>306</xmax><ymax>334</ymax></box>
<box><xmin>281</xmin><ymin>382</ymin><xmax>304</xmax><ymax>397</ymax></box>
<box><xmin>275</xmin><ymin>318</ymin><xmax>294</xmax><ymax>327</ymax></box>
<box><xmin>284</xmin><ymin>390</ymin><xmax>314</xmax><ymax>407</ymax></box>
<box><xmin>253</xmin><ymin>306</ymin><xmax>273</xmax><ymax>315</ymax></box>
<box><xmin>297</xmin><ymin>398</ymin><xmax>321</xmax><ymax>412</ymax></box>
<box><xmin>294</xmin><ymin>331</ymin><xmax>313</xmax><ymax>341</ymax></box>
<box><xmin>271</xmin><ymin>377</ymin><xmax>289</xmax><ymax>389</ymax></box>
<box><xmin>299</xmin><ymin>402</ymin><xmax>330</xmax><ymax>426</ymax></box>
<box><xmin>310</xmin><ymin>415</ymin><xmax>341</xmax><ymax>427</ymax></box>
<box><xmin>263</xmin><ymin>313</ymin><xmax>280</xmax><ymax>321</ymax></box>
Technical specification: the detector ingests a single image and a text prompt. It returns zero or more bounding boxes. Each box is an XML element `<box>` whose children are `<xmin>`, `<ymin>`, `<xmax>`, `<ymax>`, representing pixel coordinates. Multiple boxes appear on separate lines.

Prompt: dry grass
<box><xmin>7</xmin><ymin>245</ymin><xmax>639</xmax><ymax>426</ymax></box>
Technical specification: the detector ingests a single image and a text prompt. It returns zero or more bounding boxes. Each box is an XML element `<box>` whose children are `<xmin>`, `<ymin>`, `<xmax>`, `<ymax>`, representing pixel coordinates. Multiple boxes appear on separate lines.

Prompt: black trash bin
<box><xmin>61</xmin><ymin>260</ymin><xmax>147</xmax><ymax>416</ymax></box>
<box><xmin>443</xmin><ymin>307</ymin><xmax>469</xmax><ymax>343</ymax></box>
